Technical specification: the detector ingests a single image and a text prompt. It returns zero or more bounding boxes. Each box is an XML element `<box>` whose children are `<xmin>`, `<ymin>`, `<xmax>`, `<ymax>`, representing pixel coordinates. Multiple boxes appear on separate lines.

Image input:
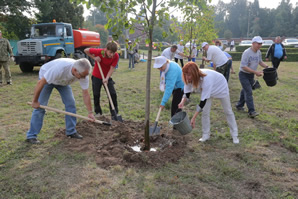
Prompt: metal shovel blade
<box><xmin>112</xmin><ymin>113</ymin><xmax>123</xmax><ymax>122</ymax></box>
<box><xmin>149</xmin><ymin>122</ymin><xmax>161</xmax><ymax>136</ymax></box>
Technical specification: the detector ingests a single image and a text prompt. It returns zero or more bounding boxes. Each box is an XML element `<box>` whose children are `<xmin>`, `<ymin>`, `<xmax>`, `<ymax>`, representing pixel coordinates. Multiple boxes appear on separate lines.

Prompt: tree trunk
<box><xmin>143</xmin><ymin>0</ymin><xmax>157</xmax><ymax>151</ymax></box>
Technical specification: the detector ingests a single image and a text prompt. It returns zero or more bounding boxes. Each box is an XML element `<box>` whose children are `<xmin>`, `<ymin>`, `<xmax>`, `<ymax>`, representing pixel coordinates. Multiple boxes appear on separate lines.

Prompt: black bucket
<box><xmin>263</xmin><ymin>68</ymin><xmax>277</xmax><ymax>87</ymax></box>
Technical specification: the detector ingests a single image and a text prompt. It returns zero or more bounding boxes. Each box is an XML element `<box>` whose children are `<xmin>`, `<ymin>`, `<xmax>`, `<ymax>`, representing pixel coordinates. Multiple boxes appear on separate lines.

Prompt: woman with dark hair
<box><xmin>178</xmin><ymin>62</ymin><xmax>239</xmax><ymax>144</ymax></box>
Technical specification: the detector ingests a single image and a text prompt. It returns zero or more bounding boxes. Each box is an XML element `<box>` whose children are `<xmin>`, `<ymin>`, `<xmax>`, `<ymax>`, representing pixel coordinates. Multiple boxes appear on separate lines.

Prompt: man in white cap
<box><xmin>162</xmin><ymin>45</ymin><xmax>189</xmax><ymax>62</ymax></box>
<box><xmin>174</xmin><ymin>40</ymin><xmax>185</xmax><ymax>67</ymax></box>
<box><xmin>236</xmin><ymin>36</ymin><xmax>269</xmax><ymax>118</ymax></box>
<box><xmin>201</xmin><ymin>42</ymin><xmax>230</xmax><ymax>81</ymax></box>
<box><xmin>0</xmin><ymin>30</ymin><xmax>14</xmax><ymax>85</ymax></box>
<box><xmin>153</xmin><ymin>56</ymin><xmax>184</xmax><ymax>117</ymax></box>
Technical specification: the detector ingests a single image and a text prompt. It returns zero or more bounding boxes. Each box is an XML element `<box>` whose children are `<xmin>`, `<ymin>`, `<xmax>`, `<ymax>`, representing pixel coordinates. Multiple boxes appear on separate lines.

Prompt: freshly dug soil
<box><xmin>54</xmin><ymin>116</ymin><xmax>189</xmax><ymax>169</ymax></box>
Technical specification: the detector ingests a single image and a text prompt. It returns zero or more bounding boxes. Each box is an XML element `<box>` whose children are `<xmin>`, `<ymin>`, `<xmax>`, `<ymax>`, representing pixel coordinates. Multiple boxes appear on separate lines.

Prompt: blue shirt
<box><xmin>161</xmin><ymin>61</ymin><xmax>184</xmax><ymax>106</ymax></box>
<box><xmin>274</xmin><ymin>44</ymin><xmax>283</xmax><ymax>59</ymax></box>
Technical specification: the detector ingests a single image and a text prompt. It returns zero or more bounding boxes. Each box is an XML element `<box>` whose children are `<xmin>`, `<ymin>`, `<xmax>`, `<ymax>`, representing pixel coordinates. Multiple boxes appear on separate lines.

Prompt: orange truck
<box><xmin>15</xmin><ymin>21</ymin><xmax>100</xmax><ymax>72</ymax></box>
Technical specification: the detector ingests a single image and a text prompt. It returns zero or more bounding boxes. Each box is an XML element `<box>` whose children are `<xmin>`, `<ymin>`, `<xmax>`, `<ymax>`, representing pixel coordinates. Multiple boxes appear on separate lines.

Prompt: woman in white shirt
<box><xmin>178</xmin><ymin>62</ymin><xmax>239</xmax><ymax>144</ymax></box>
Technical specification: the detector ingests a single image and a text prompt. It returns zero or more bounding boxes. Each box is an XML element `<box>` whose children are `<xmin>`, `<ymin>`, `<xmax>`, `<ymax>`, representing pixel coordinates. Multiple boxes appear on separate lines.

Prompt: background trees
<box><xmin>215</xmin><ymin>0</ymin><xmax>298</xmax><ymax>38</ymax></box>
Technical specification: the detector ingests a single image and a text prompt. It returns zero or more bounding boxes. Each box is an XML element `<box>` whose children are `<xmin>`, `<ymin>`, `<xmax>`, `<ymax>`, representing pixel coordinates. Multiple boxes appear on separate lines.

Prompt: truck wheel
<box><xmin>55</xmin><ymin>52</ymin><xmax>62</xmax><ymax>59</ymax></box>
<box><xmin>19</xmin><ymin>62</ymin><xmax>34</xmax><ymax>73</ymax></box>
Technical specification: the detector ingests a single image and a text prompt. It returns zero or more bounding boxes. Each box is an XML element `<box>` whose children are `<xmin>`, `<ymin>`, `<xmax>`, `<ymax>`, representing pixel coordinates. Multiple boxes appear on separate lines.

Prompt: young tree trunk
<box><xmin>144</xmin><ymin>0</ymin><xmax>157</xmax><ymax>151</ymax></box>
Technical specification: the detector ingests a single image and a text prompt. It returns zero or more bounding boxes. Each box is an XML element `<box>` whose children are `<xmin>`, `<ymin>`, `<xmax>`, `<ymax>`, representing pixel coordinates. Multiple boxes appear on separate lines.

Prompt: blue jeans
<box><xmin>236</xmin><ymin>71</ymin><xmax>255</xmax><ymax>113</ymax></box>
<box><xmin>128</xmin><ymin>53</ymin><xmax>135</xmax><ymax>69</ymax></box>
<box><xmin>188</xmin><ymin>58</ymin><xmax>196</xmax><ymax>62</ymax></box>
<box><xmin>26</xmin><ymin>84</ymin><xmax>77</xmax><ymax>139</ymax></box>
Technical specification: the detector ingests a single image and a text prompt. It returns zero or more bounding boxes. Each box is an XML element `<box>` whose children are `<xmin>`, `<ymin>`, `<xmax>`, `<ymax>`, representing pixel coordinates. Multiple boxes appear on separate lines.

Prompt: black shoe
<box><xmin>67</xmin><ymin>133</ymin><xmax>83</xmax><ymax>139</ymax></box>
<box><xmin>248</xmin><ymin>111</ymin><xmax>259</xmax><ymax>118</ymax></box>
<box><xmin>26</xmin><ymin>138</ymin><xmax>40</xmax><ymax>144</ymax></box>
<box><xmin>7</xmin><ymin>82</ymin><xmax>12</xmax><ymax>85</ymax></box>
<box><xmin>236</xmin><ymin>105</ymin><xmax>245</xmax><ymax>111</ymax></box>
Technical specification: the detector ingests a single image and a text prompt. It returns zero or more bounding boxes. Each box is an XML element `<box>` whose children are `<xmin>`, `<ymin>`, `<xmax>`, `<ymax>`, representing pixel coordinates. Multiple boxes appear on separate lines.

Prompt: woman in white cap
<box><xmin>153</xmin><ymin>56</ymin><xmax>185</xmax><ymax>117</ymax></box>
<box><xmin>178</xmin><ymin>62</ymin><xmax>239</xmax><ymax>144</ymax></box>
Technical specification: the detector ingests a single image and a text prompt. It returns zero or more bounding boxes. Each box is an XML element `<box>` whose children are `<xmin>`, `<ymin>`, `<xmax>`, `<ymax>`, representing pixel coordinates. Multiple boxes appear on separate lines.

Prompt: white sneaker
<box><xmin>199</xmin><ymin>135</ymin><xmax>210</xmax><ymax>142</ymax></box>
<box><xmin>233</xmin><ymin>137</ymin><xmax>239</xmax><ymax>144</ymax></box>
<box><xmin>95</xmin><ymin>113</ymin><xmax>101</xmax><ymax>118</ymax></box>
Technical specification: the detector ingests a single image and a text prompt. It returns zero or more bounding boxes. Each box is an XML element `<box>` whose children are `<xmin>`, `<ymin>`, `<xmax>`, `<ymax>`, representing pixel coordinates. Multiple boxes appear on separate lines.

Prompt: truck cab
<box><xmin>15</xmin><ymin>22</ymin><xmax>76</xmax><ymax>72</ymax></box>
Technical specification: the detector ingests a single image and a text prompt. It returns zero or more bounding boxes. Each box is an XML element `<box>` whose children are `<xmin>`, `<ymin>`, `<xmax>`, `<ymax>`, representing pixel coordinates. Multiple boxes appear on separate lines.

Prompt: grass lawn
<box><xmin>0</xmin><ymin>59</ymin><xmax>297</xmax><ymax>198</ymax></box>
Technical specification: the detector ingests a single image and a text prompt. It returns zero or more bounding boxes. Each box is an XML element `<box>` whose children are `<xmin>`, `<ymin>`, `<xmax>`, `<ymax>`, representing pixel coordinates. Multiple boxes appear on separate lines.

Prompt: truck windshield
<box><xmin>31</xmin><ymin>24</ymin><xmax>64</xmax><ymax>38</ymax></box>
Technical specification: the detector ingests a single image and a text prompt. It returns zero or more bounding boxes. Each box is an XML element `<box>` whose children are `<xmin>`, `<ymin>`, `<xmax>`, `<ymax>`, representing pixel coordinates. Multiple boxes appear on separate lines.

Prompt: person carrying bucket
<box><xmin>153</xmin><ymin>56</ymin><xmax>185</xmax><ymax>118</ymax></box>
<box><xmin>235</xmin><ymin>36</ymin><xmax>269</xmax><ymax>118</ymax></box>
<box><xmin>178</xmin><ymin>62</ymin><xmax>239</xmax><ymax>144</ymax></box>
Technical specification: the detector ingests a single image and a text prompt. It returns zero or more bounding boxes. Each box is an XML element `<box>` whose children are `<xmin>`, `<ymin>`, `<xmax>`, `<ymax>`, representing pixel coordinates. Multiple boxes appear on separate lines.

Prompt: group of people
<box><xmin>22</xmin><ymin>35</ymin><xmax>287</xmax><ymax>145</ymax></box>
<box><xmin>26</xmin><ymin>41</ymin><xmax>120</xmax><ymax>144</ymax></box>
<box><xmin>153</xmin><ymin>35</ymin><xmax>287</xmax><ymax>144</ymax></box>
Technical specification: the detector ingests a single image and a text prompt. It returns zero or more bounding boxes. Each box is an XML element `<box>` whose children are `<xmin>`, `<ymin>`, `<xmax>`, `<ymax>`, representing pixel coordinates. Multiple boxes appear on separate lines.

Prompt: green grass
<box><xmin>0</xmin><ymin>59</ymin><xmax>297</xmax><ymax>198</ymax></box>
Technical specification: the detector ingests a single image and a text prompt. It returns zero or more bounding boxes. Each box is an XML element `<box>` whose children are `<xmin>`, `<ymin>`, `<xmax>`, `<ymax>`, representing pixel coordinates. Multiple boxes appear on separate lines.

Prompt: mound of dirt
<box><xmin>54</xmin><ymin>117</ymin><xmax>189</xmax><ymax>169</ymax></box>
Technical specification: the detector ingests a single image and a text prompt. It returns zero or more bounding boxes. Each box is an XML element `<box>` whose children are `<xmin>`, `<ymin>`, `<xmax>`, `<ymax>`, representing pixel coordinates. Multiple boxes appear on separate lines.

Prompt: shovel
<box><xmin>27</xmin><ymin>102</ymin><xmax>111</xmax><ymax>126</ymax></box>
<box><xmin>97</xmin><ymin>61</ymin><xmax>123</xmax><ymax>122</ymax></box>
<box><xmin>149</xmin><ymin>107</ymin><xmax>162</xmax><ymax>136</ymax></box>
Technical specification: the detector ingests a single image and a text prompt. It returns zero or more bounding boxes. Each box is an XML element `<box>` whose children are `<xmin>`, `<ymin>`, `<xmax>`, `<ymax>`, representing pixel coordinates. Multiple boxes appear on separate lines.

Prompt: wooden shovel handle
<box><xmin>27</xmin><ymin>102</ymin><xmax>110</xmax><ymax>125</ymax></box>
<box><xmin>155</xmin><ymin>107</ymin><xmax>162</xmax><ymax>122</ymax></box>
<box><xmin>96</xmin><ymin>61</ymin><xmax>116</xmax><ymax>111</ymax></box>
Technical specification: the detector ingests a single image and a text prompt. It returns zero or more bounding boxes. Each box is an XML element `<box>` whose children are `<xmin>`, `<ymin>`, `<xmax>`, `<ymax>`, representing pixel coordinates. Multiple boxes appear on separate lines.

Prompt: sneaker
<box><xmin>26</xmin><ymin>138</ymin><xmax>40</xmax><ymax>144</ymax></box>
<box><xmin>95</xmin><ymin>113</ymin><xmax>101</xmax><ymax>118</ymax></box>
<box><xmin>232</xmin><ymin>137</ymin><xmax>239</xmax><ymax>144</ymax></box>
<box><xmin>7</xmin><ymin>82</ymin><xmax>12</xmax><ymax>85</ymax></box>
<box><xmin>235</xmin><ymin>105</ymin><xmax>245</xmax><ymax>111</ymax></box>
<box><xmin>67</xmin><ymin>133</ymin><xmax>83</xmax><ymax>139</ymax></box>
<box><xmin>199</xmin><ymin>135</ymin><xmax>210</xmax><ymax>142</ymax></box>
<box><xmin>248</xmin><ymin>111</ymin><xmax>259</xmax><ymax>118</ymax></box>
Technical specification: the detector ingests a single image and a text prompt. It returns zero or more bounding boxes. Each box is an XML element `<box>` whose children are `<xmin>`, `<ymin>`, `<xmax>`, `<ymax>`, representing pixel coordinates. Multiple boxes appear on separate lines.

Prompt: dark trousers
<box><xmin>171</xmin><ymin>88</ymin><xmax>184</xmax><ymax>117</ymax></box>
<box><xmin>216</xmin><ymin>61</ymin><xmax>229</xmax><ymax>81</ymax></box>
<box><xmin>92</xmin><ymin>76</ymin><xmax>119</xmax><ymax>116</ymax></box>
<box><xmin>174</xmin><ymin>58</ymin><xmax>184</xmax><ymax>67</ymax></box>
<box><xmin>272</xmin><ymin>57</ymin><xmax>281</xmax><ymax>69</ymax></box>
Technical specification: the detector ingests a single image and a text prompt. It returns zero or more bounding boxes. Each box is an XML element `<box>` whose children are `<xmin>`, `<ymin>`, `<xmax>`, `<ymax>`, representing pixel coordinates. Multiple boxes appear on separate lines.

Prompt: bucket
<box><xmin>263</xmin><ymin>68</ymin><xmax>277</xmax><ymax>87</ymax></box>
<box><xmin>169</xmin><ymin>111</ymin><xmax>192</xmax><ymax>135</ymax></box>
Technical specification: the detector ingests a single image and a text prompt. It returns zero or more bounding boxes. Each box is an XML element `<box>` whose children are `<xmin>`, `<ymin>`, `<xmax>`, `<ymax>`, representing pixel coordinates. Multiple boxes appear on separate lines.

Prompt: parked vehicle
<box><xmin>220</xmin><ymin>40</ymin><xmax>228</xmax><ymax>46</ymax></box>
<box><xmin>282</xmin><ymin>38</ymin><xmax>298</xmax><ymax>47</ymax></box>
<box><xmin>262</xmin><ymin>40</ymin><xmax>274</xmax><ymax>46</ymax></box>
<box><xmin>239</xmin><ymin>40</ymin><xmax>252</xmax><ymax>46</ymax></box>
<box><xmin>15</xmin><ymin>21</ymin><xmax>100</xmax><ymax>72</ymax></box>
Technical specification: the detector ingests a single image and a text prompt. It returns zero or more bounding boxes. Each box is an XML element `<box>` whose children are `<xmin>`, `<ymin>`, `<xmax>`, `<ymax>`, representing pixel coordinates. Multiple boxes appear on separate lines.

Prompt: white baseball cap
<box><xmin>153</xmin><ymin>56</ymin><xmax>167</xmax><ymax>68</ymax></box>
<box><xmin>202</xmin><ymin>42</ymin><xmax>208</xmax><ymax>48</ymax></box>
<box><xmin>252</xmin><ymin>36</ymin><xmax>263</xmax><ymax>43</ymax></box>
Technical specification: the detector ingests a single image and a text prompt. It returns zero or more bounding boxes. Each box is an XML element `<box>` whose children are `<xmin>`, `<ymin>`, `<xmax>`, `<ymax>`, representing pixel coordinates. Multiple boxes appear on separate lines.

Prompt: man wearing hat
<box><xmin>174</xmin><ymin>40</ymin><xmax>185</xmax><ymax>67</ymax></box>
<box><xmin>153</xmin><ymin>56</ymin><xmax>184</xmax><ymax>117</ymax></box>
<box><xmin>236</xmin><ymin>36</ymin><xmax>269</xmax><ymax>118</ymax></box>
<box><xmin>0</xmin><ymin>30</ymin><xmax>14</xmax><ymax>85</ymax></box>
<box><xmin>201</xmin><ymin>42</ymin><xmax>230</xmax><ymax>81</ymax></box>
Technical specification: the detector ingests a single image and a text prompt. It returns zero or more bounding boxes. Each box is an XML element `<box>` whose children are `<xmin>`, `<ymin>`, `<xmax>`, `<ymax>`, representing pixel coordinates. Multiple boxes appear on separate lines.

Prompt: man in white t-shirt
<box><xmin>174</xmin><ymin>40</ymin><xmax>185</xmax><ymax>67</ymax></box>
<box><xmin>202</xmin><ymin>42</ymin><xmax>230</xmax><ymax>81</ymax></box>
<box><xmin>26</xmin><ymin>58</ymin><xmax>95</xmax><ymax>144</ymax></box>
<box><xmin>162</xmin><ymin>45</ymin><xmax>189</xmax><ymax>61</ymax></box>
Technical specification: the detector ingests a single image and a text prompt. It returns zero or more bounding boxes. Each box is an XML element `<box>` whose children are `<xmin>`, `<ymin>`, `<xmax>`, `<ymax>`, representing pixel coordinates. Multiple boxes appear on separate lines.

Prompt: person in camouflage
<box><xmin>0</xmin><ymin>30</ymin><xmax>13</xmax><ymax>85</ymax></box>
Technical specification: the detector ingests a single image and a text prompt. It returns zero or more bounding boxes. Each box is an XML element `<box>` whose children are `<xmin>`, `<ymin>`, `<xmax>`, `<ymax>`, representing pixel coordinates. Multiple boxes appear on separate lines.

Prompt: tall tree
<box><xmin>74</xmin><ymin>0</ymin><xmax>210</xmax><ymax>150</ymax></box>
<box><xmin>272</xmin><ymin>0</ymin><xmax>293</xmax><ymax>37</ymax></box>
<box><xmin>0</xmin><ymin>0</ymin><xmax>32</xmax><ymax>39</ymax></box>
<box><xmin>34</xmin><ymin>0</ymin><xmax>84</xmax><ymax>28</ymax></box>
